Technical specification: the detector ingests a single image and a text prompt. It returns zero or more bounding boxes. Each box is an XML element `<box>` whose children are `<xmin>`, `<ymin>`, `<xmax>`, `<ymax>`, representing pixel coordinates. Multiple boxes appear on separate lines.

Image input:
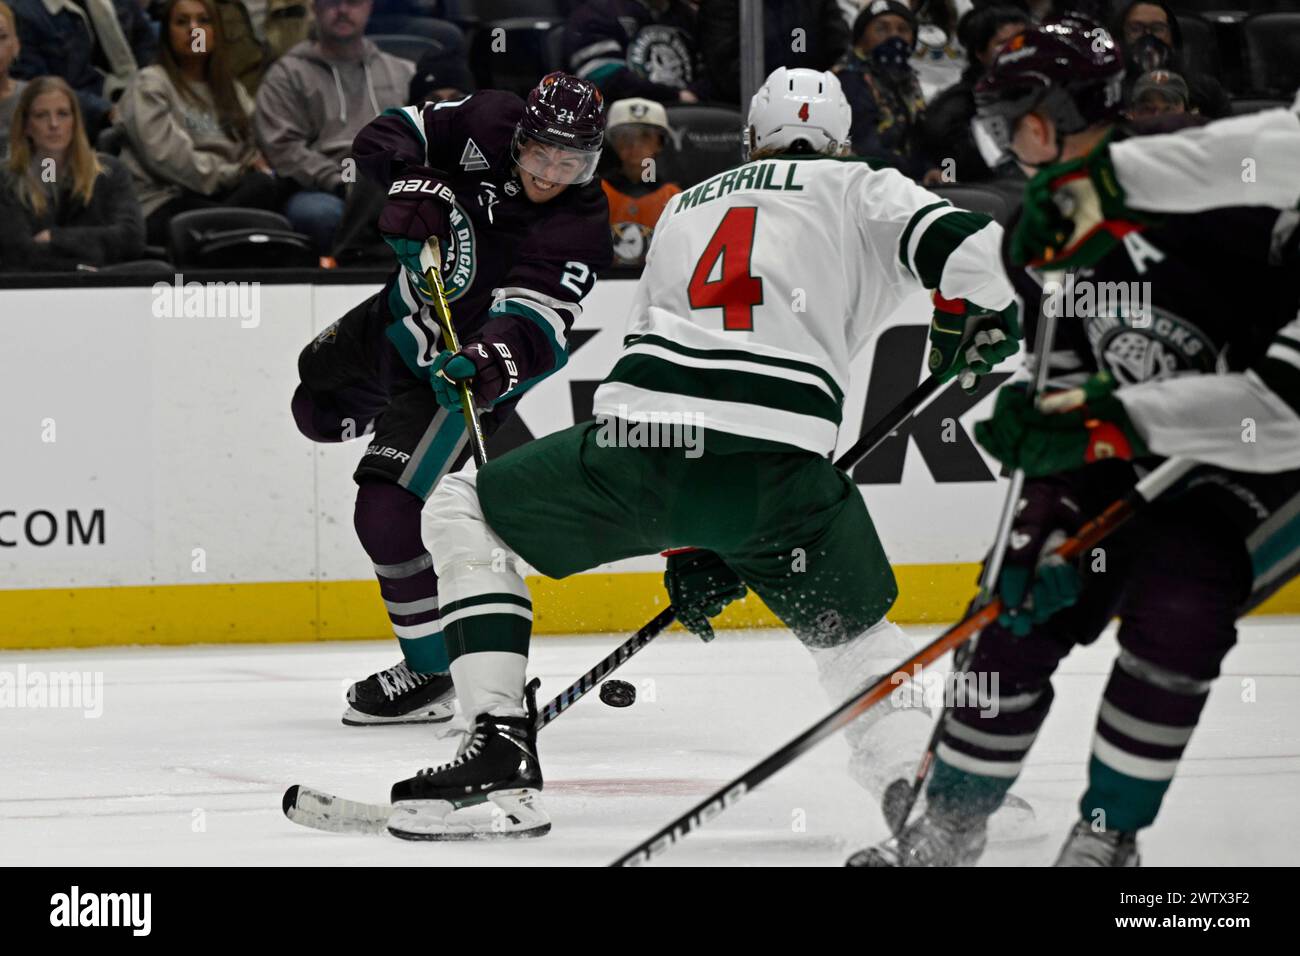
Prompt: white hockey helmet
<box><xmin>746</xmin><ymin>67</ymin><xmax>852</xmax><ymax>159</ymax></box>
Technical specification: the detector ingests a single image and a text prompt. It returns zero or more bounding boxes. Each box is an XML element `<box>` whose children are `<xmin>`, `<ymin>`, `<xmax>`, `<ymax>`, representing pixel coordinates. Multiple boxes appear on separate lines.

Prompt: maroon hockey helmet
<box><xmin>971</xmin><ymin>15</ymin><xmax>1124</xmax><ymax>168</ymax></box>
<box><xmin>512</xmin><ymin>72</ymin><xmax>606</xmax><ymax>185</ymax></box>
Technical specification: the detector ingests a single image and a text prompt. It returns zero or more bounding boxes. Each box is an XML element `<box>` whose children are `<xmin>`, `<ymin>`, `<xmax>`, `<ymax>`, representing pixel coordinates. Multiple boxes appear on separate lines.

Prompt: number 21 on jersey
<box><xmin>687</xmin><ymin>206</ymin><xmax>763</xmax><ymax>331</ymax></box>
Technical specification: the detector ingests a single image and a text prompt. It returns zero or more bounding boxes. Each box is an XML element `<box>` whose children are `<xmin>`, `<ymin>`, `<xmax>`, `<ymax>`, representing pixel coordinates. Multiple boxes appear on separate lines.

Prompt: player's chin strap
<box><xmin>423</xmin><ymin>239</ymin><xmax>489</xmax><ymax>468</ymax></box>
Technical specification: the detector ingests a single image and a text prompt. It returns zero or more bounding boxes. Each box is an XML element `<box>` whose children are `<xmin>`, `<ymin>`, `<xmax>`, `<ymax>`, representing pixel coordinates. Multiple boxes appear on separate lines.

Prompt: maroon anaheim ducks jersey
<box><xmin>353</xmin><ymin>90</ymin><xmax>613</xmax><ymax>400</ymax></box>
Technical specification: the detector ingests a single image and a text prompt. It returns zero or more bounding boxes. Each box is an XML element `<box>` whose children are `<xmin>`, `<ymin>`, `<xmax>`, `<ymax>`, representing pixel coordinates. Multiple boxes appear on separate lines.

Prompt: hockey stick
<box><xmin>284</xmin><ymin>373</ymin><xmax>949</xmax><ymax>834</ymax></box>
<box><xmin>883</xmin><ymin>303</ymin><xmax>1061</xmax><ymax>835</ymax></box>
<box><xmin>608</xmin><ymin>455</ymin><xmax>1198</xmax><ymax>866</ymax></box>
<box><xmin>423</xmin><ymin>241</ymin><xmax>488</xmax><ymax>468</ymax></box>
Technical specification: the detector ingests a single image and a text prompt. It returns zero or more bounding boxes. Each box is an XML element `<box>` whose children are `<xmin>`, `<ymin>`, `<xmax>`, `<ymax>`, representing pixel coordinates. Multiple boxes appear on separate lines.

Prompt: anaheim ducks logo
<box><xmin>439</xmin><ymin>199</ymin><xmax>478</xmax><ymax>302</ymax></box>
<box><xmin>627</xmin><ymin>24</ymin><xmax>694</xmax><ymax>88</ymax></box>
<box><xmin>1085</xmin><ymin>308</ymin><xmax>1218</xmax><ymax>386</ymax></box>
<box><xmin>611</xmin><ymin>221</ymin><xmax>653</xmax><ymax>265</ymax></box>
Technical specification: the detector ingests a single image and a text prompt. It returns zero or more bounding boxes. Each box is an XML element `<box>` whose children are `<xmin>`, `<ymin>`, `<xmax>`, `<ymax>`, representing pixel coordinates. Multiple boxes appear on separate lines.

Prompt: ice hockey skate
<box><xmin>342</xmin><ymin>660</ymin><xmax>456</xmax><ymax>726</ymax></box>
<box><xmin>846</xmin><ymin>807</ymin><xmax>989</xmax><ymax>867</ymax></box>
<box><xmin>1052</xmin><ymin>820</ymin><xmax>1140</xmax><ymax>867</ymax></box>
<box><xmin>387</xmin><ymin>706</ymin><xmax>548</xmax><ymax>841</ymax></box>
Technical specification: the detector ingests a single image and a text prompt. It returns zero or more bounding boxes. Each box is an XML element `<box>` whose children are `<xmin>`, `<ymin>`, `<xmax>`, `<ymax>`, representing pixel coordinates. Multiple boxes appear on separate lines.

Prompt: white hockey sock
<box><xmin>807</xmin><ymin>618</ymin><xmax>932</xmax><ymax>798</ymax></box>
<box><xmin>425</xmin><ymin>470</ymin><xmax>531</xmax><ymax>722</ymax></box>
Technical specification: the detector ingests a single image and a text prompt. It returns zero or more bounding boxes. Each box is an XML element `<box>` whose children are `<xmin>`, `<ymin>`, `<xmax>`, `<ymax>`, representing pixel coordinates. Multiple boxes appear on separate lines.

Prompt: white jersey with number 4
<box><xmin>592</xmin><ymin>155</ymin><xmax>1015</xmax><ymax>456</ymax></box>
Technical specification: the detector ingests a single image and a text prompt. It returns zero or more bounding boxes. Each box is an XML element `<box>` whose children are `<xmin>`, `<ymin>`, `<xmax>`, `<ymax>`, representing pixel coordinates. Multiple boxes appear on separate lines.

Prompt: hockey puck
<box><xmin>599</xmin><ymin>679</ymin><xmax>636</xmax><ymax>707</ymax></box>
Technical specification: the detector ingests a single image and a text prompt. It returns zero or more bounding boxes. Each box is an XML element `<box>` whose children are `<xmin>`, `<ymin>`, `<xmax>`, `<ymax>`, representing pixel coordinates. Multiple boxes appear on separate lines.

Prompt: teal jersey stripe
<box><xmin>580</xmin><ymin>61</ymin><xmax>624</xmax><ymax>87</ymax></box>
<box><xmin>622</xmin><ymin>332</ymin><xmax>844</xmax><ymax>404</ymax></box>
<box><xmin>605</xmin><ymin>352</ymin><xmax>843</xmax><ymax>424</ymax></box>
<box><xmin>401</xmin><ymin>410</ymin><xmax>466</xmax><ymax>499</ymax></box>
<box><xmin>384</xmin><ymin>106</ymin><xmax>427</xmax><ymax>147</ymax></box>
<box><xmin>489</xmin><ymin>298</ymin><xmax>571</xmax><ymax>401</ymax></box>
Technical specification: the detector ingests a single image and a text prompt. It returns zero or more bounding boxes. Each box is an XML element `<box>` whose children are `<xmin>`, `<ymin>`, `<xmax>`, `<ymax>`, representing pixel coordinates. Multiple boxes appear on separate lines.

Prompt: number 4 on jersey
<box><xmin>688</xmin><ymin>206</ymin><xmax>763</xmax><ymax>331</ymax></box>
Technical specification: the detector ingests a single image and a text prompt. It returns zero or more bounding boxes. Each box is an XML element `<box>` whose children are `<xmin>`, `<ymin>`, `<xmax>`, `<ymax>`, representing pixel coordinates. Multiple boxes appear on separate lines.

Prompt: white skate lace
<box><xmin>418</xmin><ymin>723</ymin><xmax>487</xmax><ymax>776</ymax></box>
<box><xmin>376</xmin><ymin>661</ymin><xmax>425</xmax><ymax>699</ymax></box>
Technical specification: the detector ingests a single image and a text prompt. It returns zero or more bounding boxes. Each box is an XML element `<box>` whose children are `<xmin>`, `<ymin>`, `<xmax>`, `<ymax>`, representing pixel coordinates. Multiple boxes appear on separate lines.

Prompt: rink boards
<box><xmin>2</xmin><ymin>279</ymin><xmax>1296</xmax><ymax>649</ymax></box>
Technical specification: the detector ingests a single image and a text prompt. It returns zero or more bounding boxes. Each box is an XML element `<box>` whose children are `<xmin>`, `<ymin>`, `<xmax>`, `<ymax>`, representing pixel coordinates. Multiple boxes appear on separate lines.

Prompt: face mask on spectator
<box><xmin>1127</xmin><ymin>34</ymin><xmax>1172</xmax><ymax>73</ymax></box>
<box><xmin>871</xmin><ymin>35</ymin><xmax>913</xmax><ymax>71</ymax></box>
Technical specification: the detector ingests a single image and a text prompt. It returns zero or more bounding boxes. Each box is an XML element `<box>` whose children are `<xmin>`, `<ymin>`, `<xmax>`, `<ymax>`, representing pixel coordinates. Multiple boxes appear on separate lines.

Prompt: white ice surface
<box><xmin>3</xmin><ymin>621</ymin><xmax>1299</xmax><ymax>866</ymax></box>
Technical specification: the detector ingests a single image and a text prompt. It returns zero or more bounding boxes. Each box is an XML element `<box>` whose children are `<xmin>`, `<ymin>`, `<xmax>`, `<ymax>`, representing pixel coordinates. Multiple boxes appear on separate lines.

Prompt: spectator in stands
<box><xmin>1127</xmin><ymin>68</ymin><xmax>1190</xmax><ymax>120</ymax></box>
<box><xmin>601</xmin><ymin>97</ymin><xmax>680</xmax><ymax>267</ymax></box>
<box><xmin>696</xmin><ymin>0</ymin><xmax>850</xmax><ymax>106</ymax></box>
<box><xmin>117</xmin><ymin>0</ymin><xmax>283</xmax><ymax>245</ymax></box>
<box><xmin>1110</xmin><ymin>0</ymin><xmax>1230</xmax><ymax>119</ymax></box>
<box><xmin>564</xmin><ymin>0</ymin><xmax>703</xmax><ymax>104</ymax></box>
<box><xmin>408</xmin><ymin>43</ymin><xmax>474</xmax><ymax>105</ymax></box>
<box><xmin>0</xmin><ymin>76</ymin><xmax>144</xmax><ymax>270</ymax></box>
<box><xmin>919</xmin><ymin>4</ymin><xmax>1029</xmax><ymax>183</ymax></box>
<box><xmin>262</xmin><ymin>0</ymin><xmax>314</xmax><ymax>60</ymax></box>
<box><xmin>0</xmin><ymin>1</ymin><xmax>27</xmax><ymax>155</ymax></box>
<box><xmin>213</xmin><ymin>0</ymin><xmax>271</xmax><ymax>94</ymax></box>
<box><xmin>114</xmin><ymin>0</ymin><xmax>159</xmax><ymax>66</ymax></box>
<box><xmin>254</xmin><ymin>0</ymin><xmax>412</xmax><ymax>252</ymax></box>
<box><xmin>8</xmin><ymin>0</ymin><xmax>139</xmax><ymax>136</ymax></box>
<box><xmin>835</xmin><ymin>0</ymin><xmax>939</xmax><ymax>183</ymax></box>
<box><xmin>910</xmin><ymin>0</ymin><xmax>968</xmax><ymax>98</ymax></box>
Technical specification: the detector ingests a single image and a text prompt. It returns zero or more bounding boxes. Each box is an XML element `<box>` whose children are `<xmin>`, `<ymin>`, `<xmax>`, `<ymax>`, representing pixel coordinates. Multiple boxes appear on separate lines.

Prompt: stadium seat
<box><xmin>929</xmin><ymin>184</ymin><xmax>1015</xmax><ymax>227</ymax></box>
<box><xmin>168</xmin><ymin>209</ymin><xmax>317</xmax><ymax>269</ymax></box>
<box><xmin>1242</xmin><ymin>12</ymin><xmax>1300</xmax><ymax>96</ymax></box>
<box><xmin>369</xmin><ymin>34</ymin><xmax>441</xmax><ymax>63</ymax></box>
<box><xmin>662</xmin><ymin>106</ymin><xmax>745</xmax><ymax>189</ymax></box>
<box><xmin>441</xmin><ymin>0</ymin><xmax>566</xmax><ymax>29</ymax></box>
<box><xmin>1174</xmin><ymin>13</ymin><xmax>1222</xmax><ymax>77</ymax></box>
<box><xmin>367</xmin><ymin>17</ymin><xmax>465</xmax><ymax>53</ymax></box>
<box><xmin>1229</xmin><ymin>96</ymin><xmax>1290</xmax><ymax>113</ymax></box>
<box><xmin>470</xmin><ymin>17</ymin><xmax>563</xmax><ymax>97</ymax></box>
<box><xmin>544</xmin><ymin>23</ymin><xmax>567</xmax><ymax>73</ymax></box>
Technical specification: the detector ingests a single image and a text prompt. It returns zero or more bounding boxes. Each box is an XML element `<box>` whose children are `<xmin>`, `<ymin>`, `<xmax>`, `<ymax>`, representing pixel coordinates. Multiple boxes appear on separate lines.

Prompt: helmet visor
<box><xmin>970</xmin><ymin>113</ymin><xmax>1014</xmax><ymax>169</ymax></box>
<box><xmin>512</xmin><ymin>129</ymin><xmax>600</xmax><ymax>186</ymax></box>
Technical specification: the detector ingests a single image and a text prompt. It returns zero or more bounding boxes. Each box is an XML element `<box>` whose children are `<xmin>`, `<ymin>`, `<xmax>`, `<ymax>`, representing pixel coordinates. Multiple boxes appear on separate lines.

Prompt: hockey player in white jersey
<box><xmin>1007</xmin><ymin>88</ymin><xmax>1300</xmax><ymax>270</ymax></box>
<box><xmin>381</xmin><ymin>67</ymin><xmax>1021</xmax><ymax>840</ymax></box>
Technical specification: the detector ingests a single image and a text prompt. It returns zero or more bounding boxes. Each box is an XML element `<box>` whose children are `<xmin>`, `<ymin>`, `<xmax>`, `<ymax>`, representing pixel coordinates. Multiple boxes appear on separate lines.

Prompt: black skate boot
<box><xmin>387</xmin><ymin>681</ymin><xmax>548</xmax><ymax>840</ymax></box>
<box><xmin>341</xmin><ymin>659</ymin><xmax>455</xmax><ymax>726</ymax></box>
<box><xmin>1053</xmin><ymin>820</ymin><xmax>1140</xmax><ymax>866</ymax></box>
<box><xmin>847</xmin><ymin>807</ymin><xmax>989</xmax><ymax>867</ymax></box>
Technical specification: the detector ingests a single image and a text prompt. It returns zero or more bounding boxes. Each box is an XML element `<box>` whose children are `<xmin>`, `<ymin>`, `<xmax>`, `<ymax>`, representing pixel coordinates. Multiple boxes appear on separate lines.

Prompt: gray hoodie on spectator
<box><xmin>116</xmin><ymin>65</ymin><xmax>258</xmax><ymax>217</ymax></box>
<box><xmin>254</xmin><ymin>39</ymin><xmax>413</xmax><ymax>193</ymax></box>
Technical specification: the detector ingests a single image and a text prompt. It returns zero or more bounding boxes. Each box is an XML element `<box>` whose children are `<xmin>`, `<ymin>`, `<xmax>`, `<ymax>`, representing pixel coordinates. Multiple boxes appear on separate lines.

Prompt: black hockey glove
<box><xmin>431</xmin><ymin>337</ymin><xmax>519</xmax><ymax>411</ymax></box>
<box><xmin>380</xmin><ymin>166</ymin><xmax>456</xmax><ymax>299</ymax></box>
<box><xmin>664</xmin><ymin>549</ymin><xmax>747</xmax><ymax>643</ymax></box>
<box><xmin>995</xmin><ymin>479</ymin><xmax>1085</xmax><ymax>638</ymax></box>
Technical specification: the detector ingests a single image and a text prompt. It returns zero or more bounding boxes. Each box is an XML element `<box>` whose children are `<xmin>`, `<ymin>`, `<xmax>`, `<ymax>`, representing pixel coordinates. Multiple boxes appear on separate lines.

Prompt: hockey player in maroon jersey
<box><xmin>852</xmin><ymin>17</ymin><xmax>1300</xmax><ymax>867</ymax></box>
<box><xmin>290</xmin><ymin>73</ymin><xmax>612</xmax><ymax>725</ymax></box>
